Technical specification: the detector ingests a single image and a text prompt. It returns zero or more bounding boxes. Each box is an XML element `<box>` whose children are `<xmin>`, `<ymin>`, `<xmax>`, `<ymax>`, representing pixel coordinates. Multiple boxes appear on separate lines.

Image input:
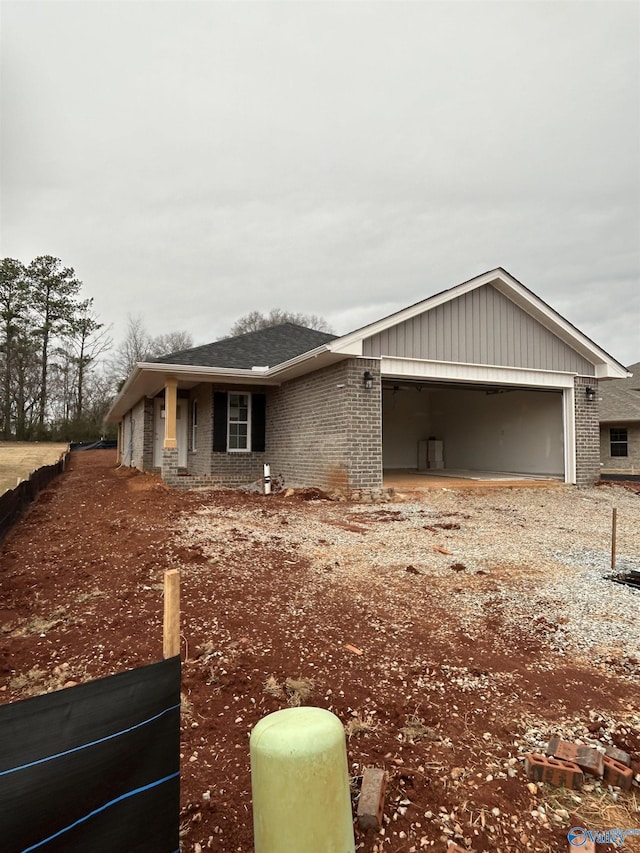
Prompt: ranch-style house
<box><xmin>106</xmin><ymin>268</ymin><xmax>630</xmax><ymax>493</ymax></box>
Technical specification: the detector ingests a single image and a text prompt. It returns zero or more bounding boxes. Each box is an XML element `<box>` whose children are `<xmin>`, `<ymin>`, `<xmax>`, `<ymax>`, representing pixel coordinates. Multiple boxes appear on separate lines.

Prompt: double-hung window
<box><xmin>610</xmin><ymin>427</ymin><xmax>628</xmax><ymax>457</ymax></box>
<box><xmin>213</xmin><ymin>391</ymin><xmax>266</xmax><ymax>453</ymax></box>
<box><xmin>228</xmin><ymin>393</ymin><xmax>251</xmax><ymax>451</ymax></box>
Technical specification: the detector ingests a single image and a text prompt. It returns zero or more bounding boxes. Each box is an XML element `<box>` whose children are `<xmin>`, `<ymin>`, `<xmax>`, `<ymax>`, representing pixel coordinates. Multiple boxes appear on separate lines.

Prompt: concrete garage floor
<box><xmin>383</xmin><ymin>468</ymin><xmax>565</xmax><ymax>491</ymax></box>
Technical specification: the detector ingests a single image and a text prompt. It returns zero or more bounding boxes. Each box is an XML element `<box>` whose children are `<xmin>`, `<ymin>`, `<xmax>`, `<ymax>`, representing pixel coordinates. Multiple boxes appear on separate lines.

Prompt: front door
<box><xmin>153</xmin><ymin>398</ymin><xmax>188</xmax><ymax>468</ymax></box>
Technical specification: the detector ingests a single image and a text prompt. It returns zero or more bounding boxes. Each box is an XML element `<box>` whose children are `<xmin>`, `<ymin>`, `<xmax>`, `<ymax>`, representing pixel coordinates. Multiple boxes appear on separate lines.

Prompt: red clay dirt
<box><xmin>0</xmin><ymin>451</ymin><xmax>638</xmax><ymax>853</ymax></box>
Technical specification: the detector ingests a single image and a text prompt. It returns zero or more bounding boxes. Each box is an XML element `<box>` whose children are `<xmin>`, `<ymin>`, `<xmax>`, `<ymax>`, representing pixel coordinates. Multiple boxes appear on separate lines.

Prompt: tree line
<box><xmin>0</xmin><ymin>257</ymin><xmax>193</xmax><ymax>442</ymax></box>
<box><xmin>0</xmin><ymin>256</ymin><xmax>111</xmax><ymax>441</ymax></box>
<box><xmin>1</xmin><ymin>255</ymin><xmax>330</xmax><ymax>442</ymax></box>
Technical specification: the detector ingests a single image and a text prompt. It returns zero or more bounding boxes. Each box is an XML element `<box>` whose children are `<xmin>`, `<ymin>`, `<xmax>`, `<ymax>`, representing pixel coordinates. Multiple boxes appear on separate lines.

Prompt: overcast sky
<box><xmin>1</xmin><ymin>0</ymin><xmax>639</xmax><ymax>366</ymax></box>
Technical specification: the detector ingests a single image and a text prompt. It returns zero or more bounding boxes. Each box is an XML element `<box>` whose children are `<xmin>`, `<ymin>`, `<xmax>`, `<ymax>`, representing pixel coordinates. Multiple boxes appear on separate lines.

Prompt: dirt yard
<box><xmin>1</xmin><ymin>450</ymin><xmax>639</xmax><ymax>853</ymax></box>
<box><xmin>0</xmin><ymin>441</ymin><xmax>69</xmax><ymax>495</ymax></box>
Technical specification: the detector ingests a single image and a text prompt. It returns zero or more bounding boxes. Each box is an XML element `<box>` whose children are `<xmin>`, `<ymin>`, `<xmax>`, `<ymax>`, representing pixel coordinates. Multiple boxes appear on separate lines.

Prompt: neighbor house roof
<box><xmin>153</xmin><ymin>323</ymin><xmax>337</xmax><ymax>369</ymax></box>
<box><xmin>599</xmin><ymin>361</ymin><xmax>640</xmax><ymax>422</ymax></box>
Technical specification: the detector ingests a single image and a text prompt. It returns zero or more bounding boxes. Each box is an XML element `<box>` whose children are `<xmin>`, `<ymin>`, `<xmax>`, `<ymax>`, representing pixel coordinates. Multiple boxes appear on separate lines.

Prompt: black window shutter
<box><xmin>213</xmin><ymin>392</ymin><xmax>228</xmax><ymax>452</ymax></box>
<box><xmin>251</xmin><ymin>393</ymin><xmax>266</xmax><ymax>452</ymax></box>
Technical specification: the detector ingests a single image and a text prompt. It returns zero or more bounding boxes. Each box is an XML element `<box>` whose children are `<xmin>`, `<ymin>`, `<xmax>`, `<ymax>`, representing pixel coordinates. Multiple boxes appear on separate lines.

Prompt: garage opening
<box><xmin>382</xmin><ymin>381</ymin><xmax>565</xmax><ymax>481</ymax></box>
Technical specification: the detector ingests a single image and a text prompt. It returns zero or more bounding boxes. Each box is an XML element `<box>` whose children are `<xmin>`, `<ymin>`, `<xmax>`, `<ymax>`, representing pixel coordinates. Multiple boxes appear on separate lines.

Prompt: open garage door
<box><xmin>382</xmin><ymin>381</ymin><xmax>565</xmax><ymax>479</ymax></box>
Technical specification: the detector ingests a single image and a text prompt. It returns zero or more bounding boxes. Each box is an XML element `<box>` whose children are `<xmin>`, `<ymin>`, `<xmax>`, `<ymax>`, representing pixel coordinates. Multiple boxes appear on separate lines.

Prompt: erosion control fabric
<box><xmin>0</xmin><ymin>656</ymin><xmax>181</xmax><ymax>853</ymax></box>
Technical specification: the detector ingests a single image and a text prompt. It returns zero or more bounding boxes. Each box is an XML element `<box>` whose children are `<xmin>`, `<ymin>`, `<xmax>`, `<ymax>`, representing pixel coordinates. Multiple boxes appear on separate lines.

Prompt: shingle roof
<box><xmin>152</xmin><ymin>323</ymin><xmax>337</xmax><ymax>369</ymax></box>
<box><xmin>599</xmin><ymin>361</ymin><xmax>640</xmax><ymax>421</ymax></box>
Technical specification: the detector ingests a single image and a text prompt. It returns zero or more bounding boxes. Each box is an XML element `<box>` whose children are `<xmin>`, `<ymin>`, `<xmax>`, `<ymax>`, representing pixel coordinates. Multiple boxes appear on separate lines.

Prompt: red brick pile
<box><xmin>524</xmin><ymin>737</ymin><xmax>633</xmax><ymax>791</ymax></box>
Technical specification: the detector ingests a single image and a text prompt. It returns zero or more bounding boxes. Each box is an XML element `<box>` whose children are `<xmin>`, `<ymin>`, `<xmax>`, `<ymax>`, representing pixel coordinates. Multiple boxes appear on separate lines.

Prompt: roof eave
<box><xmin>105</xmin><ymin>345</ymin><xmax>343</xmax><ymax>422</ymax></box>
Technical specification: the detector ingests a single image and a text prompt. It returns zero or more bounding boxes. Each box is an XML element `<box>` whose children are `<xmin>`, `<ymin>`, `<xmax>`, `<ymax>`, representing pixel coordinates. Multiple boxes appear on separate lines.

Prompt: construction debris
<box><xmin>357</xmin><ymin>768</ymin><xmax>387</xmax><ymax>831</ymax></box>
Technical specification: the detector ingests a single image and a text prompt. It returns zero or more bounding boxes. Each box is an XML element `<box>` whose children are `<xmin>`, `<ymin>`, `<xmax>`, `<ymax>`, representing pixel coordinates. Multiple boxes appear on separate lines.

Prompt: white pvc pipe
<box><xmin>264</xmin><ymin>463</ymin><xmax>271</xmax><ymax>495</ymax></box>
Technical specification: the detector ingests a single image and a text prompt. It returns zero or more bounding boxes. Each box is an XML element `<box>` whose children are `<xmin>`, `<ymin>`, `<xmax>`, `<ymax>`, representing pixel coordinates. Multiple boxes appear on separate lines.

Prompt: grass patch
<box><xmin>345</xmin><ymin>711</ymin><xmax>378</xmax><ymax>740</ymax></box>
<box><xmin>285</xmin><ymin>677</ymin><xmax>314</xmax><ymax>707</ymax></box>
<box><xmin>543</xmin><ymin>786</ymin><xmax>640</xmax><ymax>849</ymax></box>
<box><xmin>399</xmin><ymin>714</ymin><xmax>440</xmax><ymax>743</ymax></box>
<box><xmin>263</xmin><ymin>675</ymin><xmax>283</xmax><ymax>698</ymax></box>
<box><xmin>0</xmin><ymin>441</ymin><xmax>68</xmax><ymax>495</ymax></box>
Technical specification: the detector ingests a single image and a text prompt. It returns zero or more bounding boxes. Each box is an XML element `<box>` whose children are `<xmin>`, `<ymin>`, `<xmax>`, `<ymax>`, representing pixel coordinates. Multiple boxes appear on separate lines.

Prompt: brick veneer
<box><xmin>158</xmin><ymin>365</ymin><xmax>384</xmax><ymax>492</ymax></box>
<box><xmin>142</xmin><ymin>399</ymin><xmax>154</xmax><ymax>470</ymax></box>
<box><xmin>267</xmin><ymin>358</ymin><xmax>382</xmax><ymax>492</ymax></box>
<box><xmin>161</xmin><ymin>447</ymin><xmax>179</xmax><ymax>484</ymax></box>
<box><xmin>574</xmin><ymin>376</ymin><xmax>600</xmax><ymax>486</ymax></box>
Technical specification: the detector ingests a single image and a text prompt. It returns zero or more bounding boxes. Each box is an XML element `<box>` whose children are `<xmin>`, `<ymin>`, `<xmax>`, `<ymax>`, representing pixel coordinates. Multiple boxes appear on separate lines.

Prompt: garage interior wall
<box><xmin>383</xmin><ymin>386</ymin><xmax>564</xmax><ymax>476</ymax></box>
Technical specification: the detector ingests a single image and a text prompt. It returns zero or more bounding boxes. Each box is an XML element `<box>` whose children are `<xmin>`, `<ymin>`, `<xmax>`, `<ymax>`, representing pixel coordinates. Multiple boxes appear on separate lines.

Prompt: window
<box><xmin>213</xmin><ymin>391</ymin><xmax>266</xmax><ymax>453</ymax></box>
<box><xmin>610</xmin><ymin>427</ymin><xmax>628</xmax><ymax>457</ymax></box>
<box><xmin>190</xmin><ymin>399</ymin><xmax>198</xmax><ymax>451</ymax></box>
<box><xmin>228</xmin><ymin>393</ymin><xmax>251</xmax><ymax>451</ymax></box>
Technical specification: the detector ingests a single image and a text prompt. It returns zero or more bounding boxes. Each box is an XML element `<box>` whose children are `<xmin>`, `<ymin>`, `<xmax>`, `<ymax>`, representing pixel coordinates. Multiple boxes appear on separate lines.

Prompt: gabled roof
<box><xmin>326</xmin><ymin>267</ymin><xmax>630</xmax><ymax>379</ymax></box>
<box><xmin>106</xmin><ymin>268</ymin><xmax>630</xmax><ymax>423</ymax></box>
<box><xmin>599</xmin><ymin>361</ymin><xmax>640</xmax><ymax>422</ymax></box>
<box><xmin>153</xmin><ymin>323</ymin><xmax>337</xmax><ymax>369</ymax></box>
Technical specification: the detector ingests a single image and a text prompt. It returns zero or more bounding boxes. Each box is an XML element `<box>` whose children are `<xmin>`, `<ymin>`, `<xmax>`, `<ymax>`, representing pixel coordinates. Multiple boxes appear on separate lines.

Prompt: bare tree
<box><xmin>109</xmin><ymin>315</ymin><xmax>194</xmax><ymax>387</ymax></box>
<box><xmin>149</xmin><ymin>330</ymin><xmax>193</xmax><ymax>358</ymax></box>
<box><xmin>227</xmin><ymin>309</ymin><xmax>332</xmax><ymax>338</ymax></box>
<box><xmin>67</xmin><ymin>301</ymin><xmax>112</xmax><ymax>420</ymax></box>
<box><xmin>109</xmin><ymin>315</ymin><xmax>154</xmax><ymax>381</ymax></box>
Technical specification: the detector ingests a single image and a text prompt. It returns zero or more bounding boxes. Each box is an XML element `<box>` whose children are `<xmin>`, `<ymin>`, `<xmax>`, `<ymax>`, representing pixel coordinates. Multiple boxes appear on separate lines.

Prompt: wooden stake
<box><xmin>163</xmin><ymin>569</ymin><xmax>181</xmax><ymax>659</ymax></box>
<box><xmin>611</xmin><ymin>507</ymin><xmax>617</xmax><ymax>570</ymax></box>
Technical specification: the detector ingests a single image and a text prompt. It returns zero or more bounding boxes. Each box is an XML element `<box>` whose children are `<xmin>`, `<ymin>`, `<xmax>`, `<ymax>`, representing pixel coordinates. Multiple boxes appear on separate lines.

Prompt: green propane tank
<box><xmin>250</xmin><ymin>706</ymin><xmax>356</xmax><ymax>853</ymax></box>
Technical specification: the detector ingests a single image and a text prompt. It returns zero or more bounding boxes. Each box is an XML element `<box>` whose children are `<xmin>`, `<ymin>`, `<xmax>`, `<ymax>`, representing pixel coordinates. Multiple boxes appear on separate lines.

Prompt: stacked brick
<box><xmin>524</xmin><ymin>737</ymin><xmax>633</xmax><ymax>792</ymax></box>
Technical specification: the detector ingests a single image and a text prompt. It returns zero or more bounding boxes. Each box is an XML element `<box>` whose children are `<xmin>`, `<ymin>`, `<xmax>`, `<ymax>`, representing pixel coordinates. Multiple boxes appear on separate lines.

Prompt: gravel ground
<box><xmin>185</xmin><ymin>482</ymin><xmax>640</xmax><ymax>671</ymax></box>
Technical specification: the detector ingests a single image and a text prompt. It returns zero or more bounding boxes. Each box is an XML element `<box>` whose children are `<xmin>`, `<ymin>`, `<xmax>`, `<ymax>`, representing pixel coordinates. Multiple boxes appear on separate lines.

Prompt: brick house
<box><xmin>599</xmin><ymin>361</ymin><xmax>640</xmax><ymax>476</ymax></box>
<box><xmin>106</xmin><ymin>268</ymin><xmax>630</xmax><ymax>492</ymax></box>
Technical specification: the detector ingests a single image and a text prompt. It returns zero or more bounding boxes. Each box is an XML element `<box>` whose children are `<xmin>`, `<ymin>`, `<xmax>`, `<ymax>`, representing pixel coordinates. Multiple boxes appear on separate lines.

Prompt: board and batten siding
<box><xmin>363</xmin><ymin>284</ymin><xmax>595</xmax><ymax>375</ymax></box>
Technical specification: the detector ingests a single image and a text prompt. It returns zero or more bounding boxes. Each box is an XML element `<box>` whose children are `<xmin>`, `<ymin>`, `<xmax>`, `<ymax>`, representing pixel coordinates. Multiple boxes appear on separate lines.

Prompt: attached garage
<box><xmin>108</xmin><ymin>267</ymin><xmax>629</xmax><ymax>493</ymax></box>
<box><xmin>382</xmin><ymin>381</ymin><xmax>565</xmax><ymax>479</ymax></box>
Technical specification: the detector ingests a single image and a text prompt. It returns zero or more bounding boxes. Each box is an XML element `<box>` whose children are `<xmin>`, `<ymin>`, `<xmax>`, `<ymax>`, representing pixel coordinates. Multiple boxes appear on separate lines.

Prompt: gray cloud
<box><xmin>1</xmin><ymin>1</ymin><xmax>638</xmax><ymax>364</ymax></box>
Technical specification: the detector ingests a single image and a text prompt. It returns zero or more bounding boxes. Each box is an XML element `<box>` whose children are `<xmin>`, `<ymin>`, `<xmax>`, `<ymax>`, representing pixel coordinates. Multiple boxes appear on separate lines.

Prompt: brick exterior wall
<box><xmin>267</xmin><ymin>358</ymin><xmax>382</xmax><ymax>492</ymax></box>
<box><xmin>600</xmin><ymin>422</ymin><xmax>640</xmax><ymax>474</ymax></box>
<box><xmin>142</xmin><ymin>399</ymin><xmax>154</xmax><ymax>471</ymax></box>
<box><xmin>574</xmin><ymin>376</ymin><xmax>600</xmax><ymax>486</ymax></box>
<box><xmin>161</xmin><ymin>447</ymin><xmax>179</xmax><ymax>484</ymax></box>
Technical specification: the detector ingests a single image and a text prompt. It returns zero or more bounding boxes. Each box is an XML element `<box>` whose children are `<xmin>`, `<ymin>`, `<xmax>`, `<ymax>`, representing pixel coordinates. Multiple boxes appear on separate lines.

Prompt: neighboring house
<box><xmin>106</xmin><ymin>268</ymin><xmax>630</xmax><ymax>493</ymax></box>
<box><xmin>599</xmin><ymin>361</ymin><xmax>640</xmax><ymax>476</ymax></box>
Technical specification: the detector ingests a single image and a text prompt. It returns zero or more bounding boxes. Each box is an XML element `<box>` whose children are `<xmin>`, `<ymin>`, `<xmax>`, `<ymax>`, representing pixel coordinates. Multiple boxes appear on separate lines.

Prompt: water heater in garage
<box><xmin>418</xmin><ymin>439</ymin><xmax>444</xmax><ymax>470</ymax></box>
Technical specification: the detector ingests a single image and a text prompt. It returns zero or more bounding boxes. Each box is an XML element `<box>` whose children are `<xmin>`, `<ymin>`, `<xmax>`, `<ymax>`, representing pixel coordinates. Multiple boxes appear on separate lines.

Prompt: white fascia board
<box><xmin>594</xmin><ymin>364</ymin><xmax>632</xmax><ymax>379</ymax></box>
<box><xmin>381</xmin><ymin>356</ymin><xmax>577</xmax><ymax>389</ymax></box>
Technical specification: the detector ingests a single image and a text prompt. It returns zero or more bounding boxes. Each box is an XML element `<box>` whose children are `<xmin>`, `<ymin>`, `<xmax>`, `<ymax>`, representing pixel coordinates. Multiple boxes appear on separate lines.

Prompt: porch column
<box><xmin>117</xmin><ymin>421</ymin><xmax>123</xmax><ymax>464</ymax></box>
<box><xmin>163</xmin><ymin>378</ymin><xmax>178</xmax><ymax>449</ymax></box>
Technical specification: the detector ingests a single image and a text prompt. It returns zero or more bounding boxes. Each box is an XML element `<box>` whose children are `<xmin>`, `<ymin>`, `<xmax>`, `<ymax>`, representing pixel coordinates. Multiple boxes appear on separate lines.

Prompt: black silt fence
<box><xmin>0</xmin><ymin>656</ymin><xmax>181</xmax><ymax>853</ymax></box>
<box><xmin>0</xmin><ymin>454</ymin><xmax>68</xmax><ymax>542</ymax></box>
